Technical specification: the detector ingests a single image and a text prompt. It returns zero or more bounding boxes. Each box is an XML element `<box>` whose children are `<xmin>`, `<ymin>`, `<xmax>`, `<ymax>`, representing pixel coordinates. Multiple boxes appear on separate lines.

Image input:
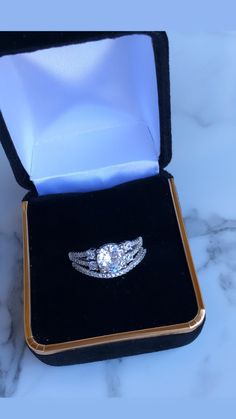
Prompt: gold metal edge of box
<box><xmin>22</xmin><ymin>178</ymin><xmax>205</xmax><ymax>356</ymax></box>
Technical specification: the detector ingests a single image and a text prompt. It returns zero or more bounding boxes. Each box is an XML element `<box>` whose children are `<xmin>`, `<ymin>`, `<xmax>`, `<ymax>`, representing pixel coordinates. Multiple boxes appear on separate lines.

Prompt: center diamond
<box><xmin>97</xmin><ymin>243</ymin><xmax>124</xmax><ymax>274</ymax></box>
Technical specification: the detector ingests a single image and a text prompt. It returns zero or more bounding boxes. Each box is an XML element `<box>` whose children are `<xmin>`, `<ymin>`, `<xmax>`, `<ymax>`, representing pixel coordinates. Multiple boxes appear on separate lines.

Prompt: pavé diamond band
<box><xmin>68</xmin><ymin>236</ymin><xmax>146</xmax><ymax>278</ymax></box>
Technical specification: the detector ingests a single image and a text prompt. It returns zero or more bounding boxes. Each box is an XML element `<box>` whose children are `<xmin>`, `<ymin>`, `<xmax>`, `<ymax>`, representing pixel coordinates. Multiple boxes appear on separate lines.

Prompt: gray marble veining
<box><xmin>0</xmin><ymin>32</ymin><xmax>236</xmax><ymax>397</ymax></box>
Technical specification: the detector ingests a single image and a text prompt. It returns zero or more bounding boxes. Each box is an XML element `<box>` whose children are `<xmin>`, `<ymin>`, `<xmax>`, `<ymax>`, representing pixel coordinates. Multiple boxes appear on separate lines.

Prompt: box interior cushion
<box><xmin>26</xmin><ymin>175</ymin><xmax>199</xmax><ymax>345</ymax></box>
<box><xmin>0</xmin><ymin>34</ymin><xmax>161</xmax><ymax>195</ymax></box>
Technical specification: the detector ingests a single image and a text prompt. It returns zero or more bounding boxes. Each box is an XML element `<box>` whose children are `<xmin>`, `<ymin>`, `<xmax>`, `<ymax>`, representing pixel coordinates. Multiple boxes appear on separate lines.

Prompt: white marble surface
<box><xmin>0</xmin><ymin>32</ymin><xmax>236</xmax><ymax>398</ymax></box>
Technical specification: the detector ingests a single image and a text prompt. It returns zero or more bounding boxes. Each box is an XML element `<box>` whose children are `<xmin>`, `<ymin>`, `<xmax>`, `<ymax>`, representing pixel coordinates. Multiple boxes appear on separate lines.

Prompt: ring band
<box><xmin>68</xmin><ymin>236</ymin><xmax>146</xmax><ymax>278</ymax></box>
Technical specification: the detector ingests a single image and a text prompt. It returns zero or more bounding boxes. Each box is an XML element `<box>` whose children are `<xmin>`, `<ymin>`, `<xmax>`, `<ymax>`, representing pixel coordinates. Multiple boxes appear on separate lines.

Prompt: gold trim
<box><xmin>22</xmin><ymin>179</ymin><xmax>205</xmax><ymax>356</ymax></box>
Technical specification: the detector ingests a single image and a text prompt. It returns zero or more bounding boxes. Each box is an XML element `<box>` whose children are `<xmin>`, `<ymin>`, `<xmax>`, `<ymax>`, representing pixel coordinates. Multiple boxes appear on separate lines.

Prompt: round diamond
<box><xmin>97</xmin><ymin>244</ymin><xmax>124</xmax><ymax>274</ymax></box>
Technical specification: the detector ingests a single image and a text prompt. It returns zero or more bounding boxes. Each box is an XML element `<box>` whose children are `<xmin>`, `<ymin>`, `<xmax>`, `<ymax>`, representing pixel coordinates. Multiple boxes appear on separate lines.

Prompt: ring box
<box><xmin>0</xmin><ymin>32</ymin><xmax>205</xmax><ymax>366</ymax></box>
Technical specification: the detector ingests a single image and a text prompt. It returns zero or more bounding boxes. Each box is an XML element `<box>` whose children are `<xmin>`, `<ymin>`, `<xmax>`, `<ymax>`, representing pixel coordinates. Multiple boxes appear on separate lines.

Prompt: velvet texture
<box><xmin>0</xmin><ymin>31</ymin><xmax>171</xmax><ymax>192</ymax></box>
<box><xmin>0</xmin><ymin>32</ymin><xmax>203</xmax><ymax>365</ymax></box>
<box><xmin>0</xmin><ymin>34</ymin><xmax>161</xmax><ymax>195</ymax></box>
<box><xmin>26</xmin><ymin>175</ymin><xmax>199</xmax><ymax>346</ymax></box>
<box><xmin>31</xmin><ymin>323</ymin><xmax>205</xmax><ymax>366</ymax></box>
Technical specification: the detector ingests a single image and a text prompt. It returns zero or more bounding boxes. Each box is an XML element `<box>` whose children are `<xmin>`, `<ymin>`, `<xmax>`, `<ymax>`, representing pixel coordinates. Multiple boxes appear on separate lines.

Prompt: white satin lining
<box><xmin>0</xmin><ymin>34</ymin><xmax>160</xmax><ymax>194</ymax></box>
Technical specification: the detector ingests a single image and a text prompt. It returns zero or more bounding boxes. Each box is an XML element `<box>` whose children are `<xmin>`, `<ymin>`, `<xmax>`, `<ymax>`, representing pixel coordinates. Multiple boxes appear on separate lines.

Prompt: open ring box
<box><xmin>0</xmin><ymin>32</ymin><xmax>205</xmax><ymax>366</ymax></box>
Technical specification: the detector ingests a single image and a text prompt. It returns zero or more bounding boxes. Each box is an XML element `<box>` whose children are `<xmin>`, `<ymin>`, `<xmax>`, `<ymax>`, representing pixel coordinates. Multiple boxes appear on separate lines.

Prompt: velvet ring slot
<box><xmin>22</xmin><ymin>177</ymin><xmax>205</xmax><ymax>365</ymax></box>
<box><xmin>0</xmin><ymin>31</ymin><xmax>205</xmax><ymax>365</ymax></box>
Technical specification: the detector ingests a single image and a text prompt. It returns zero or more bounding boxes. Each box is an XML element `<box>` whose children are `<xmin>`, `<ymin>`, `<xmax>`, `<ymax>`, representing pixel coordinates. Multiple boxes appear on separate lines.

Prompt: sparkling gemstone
<box><xmin>122</xmin><ymin>241</ymin><xmax>132</xmax><ymax>252</ymax></box>
<box><xmin>86</xmin><ymin>249</ymin><xmax>96</xmax><ymax>260</ymax></box>
<box><xmin>126</xmin><ymin>253</ymin><xmax>134</xmax><ymax>262</ymax></box>
<box><xmin>89</xmin><ymin>261</ymin><xmax>98</xmax><ymax>271</ymax></box>
<box><xmin>97</xmin><ymin>244</ymin><xmax>125</xmax><ymax>274</ymax></box>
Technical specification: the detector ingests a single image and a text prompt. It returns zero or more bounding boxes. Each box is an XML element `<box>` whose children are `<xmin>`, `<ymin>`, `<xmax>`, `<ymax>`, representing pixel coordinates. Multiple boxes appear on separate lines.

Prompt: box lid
<box><xmin>0</xmin><ymin>31</ymin><xmax>172</xmax><ymax>194</ymax></box>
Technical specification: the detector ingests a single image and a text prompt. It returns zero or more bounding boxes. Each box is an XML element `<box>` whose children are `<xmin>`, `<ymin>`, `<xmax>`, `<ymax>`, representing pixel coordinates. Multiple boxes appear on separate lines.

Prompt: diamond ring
<box><xmin>68</xmin><ymin>236</ymin><xmax>146</xmax><ymax>278</ymax></box>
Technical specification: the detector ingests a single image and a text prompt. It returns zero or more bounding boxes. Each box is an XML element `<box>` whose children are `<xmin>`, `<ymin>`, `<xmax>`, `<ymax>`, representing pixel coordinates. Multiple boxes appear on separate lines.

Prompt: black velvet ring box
<box><xmin>0</xmin><ymin>31</ymin><xmax>205</xmax><ymax>366</ymax></box>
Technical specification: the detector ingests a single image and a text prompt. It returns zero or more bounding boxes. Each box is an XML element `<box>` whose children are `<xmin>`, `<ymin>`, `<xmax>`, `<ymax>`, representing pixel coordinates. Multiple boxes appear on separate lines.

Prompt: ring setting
<box><xmin>68</xmin><ymin>236</ymin><xmax>146</xmax><ymax>278</ymax></box>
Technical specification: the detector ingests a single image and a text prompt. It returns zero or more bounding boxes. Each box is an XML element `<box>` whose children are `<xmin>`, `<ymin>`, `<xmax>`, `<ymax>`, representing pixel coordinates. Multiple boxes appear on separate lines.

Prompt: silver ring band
<box><xmin>68</xmin><ymin>236</ymin><xmax>146</xmax><ymax>278</ymax></box>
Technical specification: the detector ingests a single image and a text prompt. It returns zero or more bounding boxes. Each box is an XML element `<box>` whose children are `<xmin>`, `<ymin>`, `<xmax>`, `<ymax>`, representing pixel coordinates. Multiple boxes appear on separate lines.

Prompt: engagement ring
<box><xmin>68</xmin><ymin>236</ymin><xmax>146</xmax><ymax>278</ymax></box>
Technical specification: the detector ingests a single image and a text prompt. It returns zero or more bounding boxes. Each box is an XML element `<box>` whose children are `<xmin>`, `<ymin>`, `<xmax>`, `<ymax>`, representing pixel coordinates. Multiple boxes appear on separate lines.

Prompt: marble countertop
<box><xmin>0</xmin><ymin>32</ymin><xmax>236</xmax><ymax>398</ymax></box>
